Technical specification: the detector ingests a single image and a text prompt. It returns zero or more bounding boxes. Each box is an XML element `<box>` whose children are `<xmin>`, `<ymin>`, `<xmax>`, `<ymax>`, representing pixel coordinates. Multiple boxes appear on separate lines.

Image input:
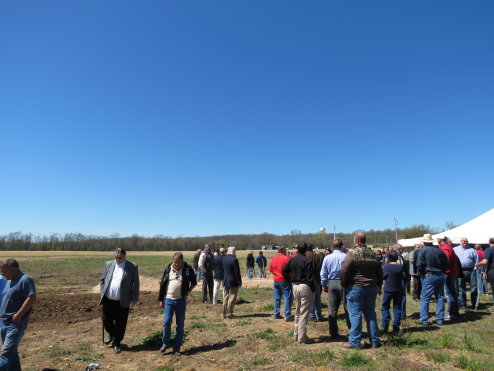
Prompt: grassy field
<box><xmin>2</xmin><ymin>250</ymin><xmax>494</xmax><ymax>371</ymax></box>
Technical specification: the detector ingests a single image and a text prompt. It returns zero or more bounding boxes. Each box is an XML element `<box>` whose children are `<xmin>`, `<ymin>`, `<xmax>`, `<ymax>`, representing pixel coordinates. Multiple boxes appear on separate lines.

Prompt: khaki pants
<box><xmin>292</xmin><ymin>283</ymin><xmax>314</xmax><ymax>342</ymax></box>
<box><xmin>223</xmin><ymin>286</ymin><xmax>239</xmax><ymax>318</ymax></box>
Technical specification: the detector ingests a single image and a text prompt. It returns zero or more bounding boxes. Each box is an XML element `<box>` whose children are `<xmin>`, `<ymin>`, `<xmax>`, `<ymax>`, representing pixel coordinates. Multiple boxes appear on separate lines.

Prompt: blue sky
<box><xmin>1</xmin><ymin>1</ymin><xmax>493</xmax><ymax>238</ymax></box>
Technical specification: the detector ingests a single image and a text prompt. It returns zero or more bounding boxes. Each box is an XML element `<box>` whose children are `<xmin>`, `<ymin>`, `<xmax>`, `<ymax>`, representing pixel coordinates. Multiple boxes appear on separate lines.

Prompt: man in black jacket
<box><xmin>282</xmin><ymin>242</ymin><xmax>315</xmax><ymax>344</ymax></box>
<box><xmin>158</xmin><ymin>252</ymin><xmax>197</xmax><ymax>355</ymax></box>
<box><xmin>222</xmin><ymin>246</ymin><xmax>242</xmax><ymax>319</ymax></box>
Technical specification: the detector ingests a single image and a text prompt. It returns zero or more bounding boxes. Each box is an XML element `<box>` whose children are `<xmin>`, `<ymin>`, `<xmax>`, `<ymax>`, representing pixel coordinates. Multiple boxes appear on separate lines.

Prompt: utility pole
<box><xmin>333</xmin><ymin>225</ymin><xmax>336</xmax><ymax>240</ymax></box>
<box><xmin>394</xmin><ymin>217</ymin><xmax>399</xmax><ymax>243</ymax></box>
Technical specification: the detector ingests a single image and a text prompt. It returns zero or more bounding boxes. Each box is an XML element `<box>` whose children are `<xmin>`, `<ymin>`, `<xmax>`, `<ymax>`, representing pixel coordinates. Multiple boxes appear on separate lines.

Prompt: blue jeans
<box><xmin>162</xmin><ymin>298</ymin><xmax>186</xmax><ymax>352</ymax></box>
<box><xmin>444</xmin><ymin>274</ymin><xmax>459</xmax><ymax>316</ymax></box>
<box><xmin>381</xmin><ymin>291</ymin><xmax>403</xmax><ymax>329</ymax></box>
<box><xmin>273</xmin><ymin>281</ymin><xmax>293</xmax><ymax>318</ymax></box>
<box><xmin>458</xmin><ymin>270</ymin><xmax>477</xmax><ymax>307</ymax></box>
<box><xmin>346</xmin><ymin>285</ymin><xmax>380</xmax><ymax>347</ymax></box>
<box><xmin>247</xmin><ymin>267</ymin><xmax>253</xmax><ymax>279</ymax></box>
<box><xmin>0</xmin><ymin>322</ymin><xmax>27</xmax><ymax>371</ymax></box>
<box><xmin>309</xmin><ymin>281</ymin><xmax>322</xmax><ymax>320</ymax></box>
<box><xmin>258</xmin><ymin>267</ymin><xmax>265</xmax><ymax>278</ymax></box>
<box><xmin>420</xmin><ymin>273</ymin><xmax>445</xmax><ymax>324</ymax></box>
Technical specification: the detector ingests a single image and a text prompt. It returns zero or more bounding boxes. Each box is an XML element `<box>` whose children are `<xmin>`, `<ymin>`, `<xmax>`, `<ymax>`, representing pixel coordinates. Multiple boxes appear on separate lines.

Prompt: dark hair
<box><xmin>387</xmin><ymin>251</ymin><xmax>398</xmax><ymax>262</ymax></box>
<box><xmin>278</xmin><ymin>246</ymin><xmax>286</xmax><ymax>254</ymax></box>
<box><xmin>307</xmin><ymin>243</ymin><xmax>313</xmax><ymax>251</ymax></box>
<box><xmin>297</xmin><ymin>241</ymin><xmax>308</xmax><ymax>254</ymax></box>
<box><xmin>259</xmin><ymin>251</ymin><xmax>263</xmax><ymax>255</ymax></box>
<box><xmin>332</xmin><ymin>238</ymin><xmax>344</xmax><ymax>250</ymax></box>
<box><xmin>0</xmin><ymin>258</ymin><xmax>19</xmax><ymax>269</ymax></box>
<box><xmin>490</xmin><ymin>237</ymin><xmax>494</xmax><ymax>244</ymax></box>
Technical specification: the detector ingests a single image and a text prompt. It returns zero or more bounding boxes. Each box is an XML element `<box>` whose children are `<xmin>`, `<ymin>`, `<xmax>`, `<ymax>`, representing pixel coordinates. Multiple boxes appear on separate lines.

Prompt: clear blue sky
<box><xmin>1</xmin><ymin>1</ymin><xmax>493</xmax><ymax>238</ymax></box>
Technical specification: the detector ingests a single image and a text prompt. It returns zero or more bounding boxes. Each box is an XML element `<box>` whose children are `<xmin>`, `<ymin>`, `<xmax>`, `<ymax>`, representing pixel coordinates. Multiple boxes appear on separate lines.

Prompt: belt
<box><xmin>425</xmin><ymin>272</ymin><xmax>442</xmax><ymax>276</ymax></box>
<box><xmin>462</xmin><ymin>268</ymin><xmax>474</xmax><ymax>271</ymax></box>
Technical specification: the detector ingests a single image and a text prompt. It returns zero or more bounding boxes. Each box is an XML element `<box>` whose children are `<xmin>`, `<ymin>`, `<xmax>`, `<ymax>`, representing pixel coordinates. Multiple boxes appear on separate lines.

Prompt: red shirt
<box><xmin>440</xmin><ymin>243</ymin><xmax>460</xmax><ymax>277</ymax></box>
<box><xmin>269</xmin><ymin>253</ymin><xmax>290</xmax><ymax>282</ymax></box>
<box><xmin>476</xmin><ymin>249</ymin><xmax>484</xmax><ymax>261</ymax></box>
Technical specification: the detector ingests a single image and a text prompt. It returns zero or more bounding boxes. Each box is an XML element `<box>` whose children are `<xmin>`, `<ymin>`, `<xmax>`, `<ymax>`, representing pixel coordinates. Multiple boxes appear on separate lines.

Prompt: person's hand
<box><xmin>323</xmin><ymin>287</ymin><xmax>328</xmax><ymax>294</ymax></box>
<box><xmin>159</xmin><ymin>301</ymin><xmax>163</xmax><ymax>309</ymax></box>
<box><xmin>483</xmin><ymin>273</ymin><xmax>487</xmax><ymax>280</ymax></box>
<box><xmin>12</xmin><ymin>313</ymin><xmax>21</xmax><ymax>322</ymax></box>
<box><xmin>131</xmin><ymin>300</ymin><xmax>138</xmax><ymax>308</ymax></box>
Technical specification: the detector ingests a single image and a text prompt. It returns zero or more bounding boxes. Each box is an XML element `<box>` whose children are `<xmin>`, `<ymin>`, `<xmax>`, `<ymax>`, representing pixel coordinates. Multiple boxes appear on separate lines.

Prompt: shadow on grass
<box><xmin>236</xmin><ymin>298</ymin><xmax>252</xmax><ymax>305</ymax></box>
<box><xmin>235</xmin><ymin>313</ymin><xmax>272</xmax><ymax>318</ymax></box>
<box><xmin>185</xmin><ymin>339</ymin><xmax>236</xmax><ymax>355</ymax></box>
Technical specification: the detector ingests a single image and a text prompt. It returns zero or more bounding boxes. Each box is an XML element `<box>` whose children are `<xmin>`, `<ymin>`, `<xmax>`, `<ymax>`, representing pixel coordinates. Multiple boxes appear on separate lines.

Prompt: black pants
<box><xmin>202</xmin><ymin>272</ymin><xmax>214</xmax><ymax>303</ymax></box>
<box><xmin>413</xmin><ymin>275</ymin><xmax>422</xmax><ymax>300</ymax></box>
<box><xmin>327</xmin><ymin>280</ymin><xmax>350</xmax><ymax>338</ymax></box>
<box><xmin>101</xmin><ymin>297</ymin><xmax>130</xmax><ymax>346</ymax></box>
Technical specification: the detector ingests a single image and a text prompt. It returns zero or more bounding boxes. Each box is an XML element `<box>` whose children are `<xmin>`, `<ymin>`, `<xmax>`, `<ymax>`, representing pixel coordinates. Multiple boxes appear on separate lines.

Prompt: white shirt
<box><xmin>166</xmin><ymin>266</ymin><xmax>183</xmax><ymax>300</ymax></box>
<box><xmin>106</xmin><ymin>261</ymin><xmax>126</xmax><ymax>300</ymax></box>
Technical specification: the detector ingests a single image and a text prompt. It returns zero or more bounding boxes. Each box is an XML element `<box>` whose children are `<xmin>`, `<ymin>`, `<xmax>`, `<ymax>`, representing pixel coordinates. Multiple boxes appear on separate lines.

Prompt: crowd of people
<box><xmin>1</xmin><ymin>233</ymin><xmax>494</xmax><ymax>368</ymax></box>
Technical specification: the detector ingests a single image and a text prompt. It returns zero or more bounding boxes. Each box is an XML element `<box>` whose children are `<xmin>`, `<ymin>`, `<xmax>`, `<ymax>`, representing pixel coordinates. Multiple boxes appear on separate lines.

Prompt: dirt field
<box><xmin>3</xmin><ymin>251</ymin><xmax>494</xmax><ymax>371</ymax></box>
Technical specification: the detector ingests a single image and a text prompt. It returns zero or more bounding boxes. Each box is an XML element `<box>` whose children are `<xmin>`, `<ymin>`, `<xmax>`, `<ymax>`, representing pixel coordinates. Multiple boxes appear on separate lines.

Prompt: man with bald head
<box><xmin>340</xmin><ymin>232</ymin><xmax>383</xmax><ymax>349</ymax></box>
<box><xmin>454</xmin><ymin>237</ymin><xmax>479</xmax><ymax>309</ymax></box>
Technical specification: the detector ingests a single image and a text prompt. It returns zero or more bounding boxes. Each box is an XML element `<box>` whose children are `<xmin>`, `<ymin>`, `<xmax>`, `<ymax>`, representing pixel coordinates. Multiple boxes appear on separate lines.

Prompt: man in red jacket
<box><xmin>269</xmin><ymin>247</ymin><xmax>293</xmax><ymax>321</ymax></box>
<box><xmin>438</xmin><ymin>237</ymin><xmax>460</xmax><ymax>321</ymax></box>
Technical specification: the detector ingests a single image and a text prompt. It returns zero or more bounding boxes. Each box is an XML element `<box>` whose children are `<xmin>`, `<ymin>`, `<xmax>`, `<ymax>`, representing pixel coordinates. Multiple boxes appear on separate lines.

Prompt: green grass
<box><xmin>74</xmin><ymin>342</ymin><xmax>104</xmax><ymax>362</ymax></box>
<box><xmin>155</xmin><ymin>366</ymin><xmax>174</xmax><ymax>371</ymax></box>
<box><xmin>189</xmin><ymin>321</ymin><xmax>227</xmax><ymax>329</ymax></box>
<box><xmin>257</xmin><ymin>302</ymin><xmax>274</xmax><ymax>311</ymax></box>
<box><xmin>426</xmin><ymin>351</ymin><xmax>450</xmax><ymax>363</ymax></box>
<box><xmin>253</xmin><ymin>328</ymin><xmax>276</xmax><ymax>340</ymax></box>
<box><xmin>440</xmin><ymin>333</ymin><xmax>455</xmax><ymax>348</ymax></box>
<box><xmin>340</xmin><ymin>351</ymin><xmax>370</xmax><ymax>368</ymax></box>
<box><xmin>42</xmin><ymin>345</ymin><xmax>69</xmax><ymax>361</ymax></box>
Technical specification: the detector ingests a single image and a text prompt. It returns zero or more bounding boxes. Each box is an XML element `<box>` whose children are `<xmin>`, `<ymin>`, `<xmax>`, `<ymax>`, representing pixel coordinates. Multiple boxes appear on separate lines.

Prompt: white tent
<box><xmin>397</xmin><ymin>208</ymin><xmax>494</xmax><ymax>247</ymax></box>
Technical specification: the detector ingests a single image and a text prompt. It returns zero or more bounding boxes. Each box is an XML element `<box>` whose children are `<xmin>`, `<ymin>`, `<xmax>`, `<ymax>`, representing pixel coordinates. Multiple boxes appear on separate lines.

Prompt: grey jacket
<box><xmin>99</xmin><ymin>260</ymin><xmax>140</xmax><ymax>308</ymax></box>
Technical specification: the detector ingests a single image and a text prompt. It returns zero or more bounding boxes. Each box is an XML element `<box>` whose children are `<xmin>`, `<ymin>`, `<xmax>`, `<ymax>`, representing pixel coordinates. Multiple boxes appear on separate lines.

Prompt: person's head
<box><xmin>205</xmin><ymin>243</ymin><xmax>213</xmax><ymax>252</ymax></box>
<box><xmin>354</xmin><ymin>232</ymin><xmax>366</xmax><ymax>246</ymax></box>
<box><xmin>460</xmin><ymin>237</ymin><xmax>469</xmax><ymax>247</ymax></box>
<box><xmin>489</xmin><ymin>237</ymin><xmax>494</xmax><ymax>245</ymax></box>
<box><xmin>297</xmin><ymin>241</ymin><xmax>308</xmax><ymax>255</ymax></box>
<box><xmin>258</xmin><ymin>251</ymin><xmax>263</xmax><ymax>255</ymax></box>
<box><xmin>227</xmin><ymin>246</ymin><xmax>236</xmax><ymax>255</ymax></box>
<box><xmin>248</xmin><ymin>250</ymin><xmax>253</xmax><ymax>255</ymax></box>
<box><xmin>474</xmin><ymin>244</ymin><xmax>482</xmax><ymax>250</ymax></box>
<box><xmin>219</xmin><ymin>247</ymin><xmax>226</xmax><ymax>255</ymax></box>
<box><xmin>332</xmin><ymin>238</ymin><xmax>344</xmax><ymax>250</ymax></box>
<box><xmin>387</xmin><ymin>250</ymin><xmax>398</xmax><ymax>262</ymax></box>
<box><xmin>278</xmin><ymin>246</ymin><xmax>287</xmax><ymax>255</ymax></box>
<box><xmin>414</xmin><ymin>244</ymin><xmax>421</xmax><ymax>251</ymax></box>
<box><xmin>172</xmin><ymin>252</ymin><xmax>184</xmax><ymax>270</ymax></box>
<box><xmin>307</xmin><ymin>243</ymin><xmax>313</xmax><ymax>252</ymax></box>
<box><xmin>114</xmin><ymin>247</ymin><xmax>127</xmax><ymax>263</ymax></box>
<box><xmin>421</xmin><ymin>233</ymin><xmax>434</xmax><ymax>246</ymax></box>
<box><xmin>0</xmin><ymin>259</ymin><xmax>21</xmax><ymax>280</ymax></box>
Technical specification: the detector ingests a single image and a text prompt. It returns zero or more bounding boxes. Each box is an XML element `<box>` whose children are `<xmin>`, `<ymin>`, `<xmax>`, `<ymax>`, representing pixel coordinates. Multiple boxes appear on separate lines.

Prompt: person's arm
<box><xmin>281</xmin><ymin>260</ymin><xmax>291</xmax><ymax>282</ymax></box>
<box><xmin>198</xmin><ymin>253</ymin><xmax>205</xmax><ymax>270</ymax></box>
<box><xmin>320</xmin><ymin>257</ymin><xmax>329</xmax><ymax>289</ymax></box>
<box><xmin>12</xmin><ymin>294</ymin><xmax>36</xmax><ymax>322</ymax></box>
<box><xmin>189</xmin><ymin>264</ymin><xmax>197</xmax><ymax>291</ymax></box>
<box><xmin>235</xmin><ymin>259</ymin><xmax>242</xmax><ymax>288</ymax></box>
<box><xmin>476</xmin><ymin>259</ymin><xmax>487</xmax><ymax>267</ymax></box>
<box><xmin>339</xmin><ymin>252</ymin><xmax>353</xmax><ymax>289</ymax></box>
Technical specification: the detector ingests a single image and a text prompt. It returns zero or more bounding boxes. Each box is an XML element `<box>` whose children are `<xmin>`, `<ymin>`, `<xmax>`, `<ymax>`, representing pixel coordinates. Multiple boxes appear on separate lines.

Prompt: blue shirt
<box><xmin>320</xmin><ymin>249</ymin><xmax>347</xmax><ymax>286</ymax></box>
<box><xmin>383</xmin><ymin>264</ymin><xmax>404</xmax><ymax>293</ymax></box>
<box><xmin>453</xmin><ymin>245</ymin><xmax>479</xmax><ymax>270</ymax></box>
<box><xmin>0</xmin><ymin>273</ymin><xmax>36</xmax><ymax>327</ymax></box>
<box><xmin>484</xmin><ymin>246</ymin><xmax>494</xmax><ymax>271</ymax></box>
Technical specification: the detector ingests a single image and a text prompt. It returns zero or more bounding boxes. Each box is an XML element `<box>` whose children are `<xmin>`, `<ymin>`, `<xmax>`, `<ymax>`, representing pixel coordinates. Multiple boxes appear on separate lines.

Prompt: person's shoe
<box><xmin>299</xmin><ymin>338</ymin><xmax>315</xmax><ymax>344</ymax></box>
<box><xmin>433</xmin><ymin>321</ymin><xmax>444</xmax><ymax>326</ymax></box>
<box><xmin>284</xmin><ymin>317</ymin><xmax>294</xmax><ymax>322</ymax></box>
<box><xmin>415</xmin><ymin>321</ymin><xmax>431</xmax><ymax>326</ymax></box>
<box><xmin>381</xmin><ymin>325</ymin><xmax>389</xmax><ymax>333</ymax></box>
<box><xmin>371</xmin><ymin>342</ymin><xmax>382</xmax><ymax>349</ymax></box>
<box><xmin>392</xmin><ymin>327</ymin><xmax>400</xmax><ymax>336</ymax></box>
<box><xmin>343</xmin><ymin>342</ymin><xmax>360</xmax><ymax>349</ymax></box>
<box><xmin>274</xmin><ymin>314</ymin><xmax>283</xmax><ymax>319</ymax></box>
<box><xmin>104</xmin><ymin>336</ymin><xmax>113</xmax><ymax>345</ymax></box>
<box><xmin>113</xmin><ymin>345</ymin><xmax>121</xmax><ymax>354</ymax></box>
<box><xmin>459</xmin><ymin>305</ymin><xmax>467</xmax><ymax>310</ymax></box>
<box><xmin>160</xmin><ymin>345</ymin><xmax>168</xmax><ymax>354</ymax></box>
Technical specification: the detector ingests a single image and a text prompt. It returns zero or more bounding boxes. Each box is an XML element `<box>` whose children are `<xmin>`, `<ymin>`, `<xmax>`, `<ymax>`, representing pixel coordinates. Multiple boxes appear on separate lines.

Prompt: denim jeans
<box><xmin>273</xmin><ymin>281</ymin><xmax>293</xmax><ymax>318</ymax></box>
<box><xmin>458</xmin><ymin>270</ymin><xmax>477</xmax><ymax>307</ymax></box>
<box><xmin>346</xmin><ymin>285</ymin><xmax>380</xmax><ymax>347</ymax></box>
<box><xmin>420</xmin><ymin>273</ymin><xmax>445</xmax><ymax>324</ymax></box>
<box><xmin>247</xmin><ymin>267</ymin><xmax>253</xmax><ymax>279</ymax></box>
<box><xmin>444</xmin><ymin>274</ymin><xmax>459</xmax><ymax>316</ymax></box>
<box><xmin>162</xmin><ymin>298</ymin><xmax>186</xmax><ymax>352</ymax></box>
<box><xmin>258</xmin><ymin>267</ymin><xmax>265</xmax><ymax>278</ymax></box>
<box><xmin>0</xmin><ymin>322</ymin><xmax>27</xmax><ymax>371</ymax></box>
<box><xmin>381</xmin><ymin>291</ymin><xmax>403</xmax><ymax>329</ymax></box>
<box><xmin>309</xmin><ymin>281</ymin><xmax>322</xmax><ymax>320</ymax></box>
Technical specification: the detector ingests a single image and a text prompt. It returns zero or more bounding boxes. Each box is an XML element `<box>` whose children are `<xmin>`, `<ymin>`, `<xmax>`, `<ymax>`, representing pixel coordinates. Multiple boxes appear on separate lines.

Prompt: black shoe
<box><xmin>299</xmin><ymin>338</ymin><xmax>315</xmax><ymax>344</ymax></box>
<box><xmin>372</xmin><ymin>342</ymin><xmax>382</xmax><ymax>349</ymax></box>
<box><xmin>415</xmin><ymin>321</ymin><xmax>431</xmax><ymax>326</ymax></box>
<box><xmin>274</xmin><ymin>314</ymin><xmax>283</xmax><ymax>319</ymax></box>
<box><xmin>160</xmin><ymin>345</ymin><xmax>168</xmax><ymax>353</ymax></box>
<box><xmin>113</xmin><ymin>345</ymin><xmax>121</xmax><ymax>354</ymax></box>
<box><xmin>104</xmin><ymin>336</ymin><xmax>113</xmax><ymax>345</ymax></box>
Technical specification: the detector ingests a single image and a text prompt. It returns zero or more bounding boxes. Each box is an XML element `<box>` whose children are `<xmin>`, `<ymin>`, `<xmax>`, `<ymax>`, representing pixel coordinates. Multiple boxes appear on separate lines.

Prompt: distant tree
<box><xmin>444</xmin><ymin>221</ymin><xmax>458</xmax><ymax>230</ymax></box>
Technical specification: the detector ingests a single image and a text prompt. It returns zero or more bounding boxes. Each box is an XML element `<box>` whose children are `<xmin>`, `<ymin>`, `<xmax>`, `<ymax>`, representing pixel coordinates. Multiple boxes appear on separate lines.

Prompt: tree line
<box><xmin>0</xmin><ymin>225</ymin><xmax>436</xmax><ymax>251</ymax></box>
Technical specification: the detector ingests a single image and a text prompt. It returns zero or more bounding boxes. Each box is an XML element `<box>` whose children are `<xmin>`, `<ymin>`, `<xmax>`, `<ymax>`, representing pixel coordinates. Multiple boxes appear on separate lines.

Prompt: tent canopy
<box><xmin>397</xmin><ymin>208</ymin><xmax>494</xmax><ymax>247</ymax></box>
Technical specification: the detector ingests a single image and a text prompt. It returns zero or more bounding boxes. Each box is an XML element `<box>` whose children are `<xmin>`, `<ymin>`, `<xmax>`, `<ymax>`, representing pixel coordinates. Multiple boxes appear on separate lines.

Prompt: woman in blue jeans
<box><xmin>158</xmin><ymin>252</ymin><xmax>197</xmax><ymax>355</ymax></box>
